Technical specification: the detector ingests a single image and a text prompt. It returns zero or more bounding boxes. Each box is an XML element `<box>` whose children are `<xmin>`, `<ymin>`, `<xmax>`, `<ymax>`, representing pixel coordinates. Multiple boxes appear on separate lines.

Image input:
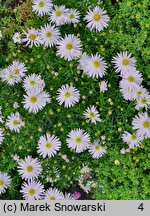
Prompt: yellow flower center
<box><xmin>75</xmin><ymin>137</ymin><xmax>82</xmax><ymax>144</ymax></box>
<box><xmin>8</xmin><ymin>74</ymin><xmax>14</xmax><ymax>79</ymax></box>
<box><xmin>13</xmin><ymin>120</ymin><xmax>19</xmax><ymax>125</ymax></box>
<box><xmin>49</xmin><ymin>196</ymin><xmax>56</xmax><ymax>200</ymax></box>
<box><xmin>0</xmin><ymin>180</ymin><xmax>4</xmax><ymax>186</ymax></box>
<box><xmin>141</xmin><ymin>98</ymin><xmax>147</xmax><ymax>104</ymax></box>
<box><xmin>95</xmin><ymin>145</ymin><xmax>100</xmax><ymax>151</ymax></box>
<box><xmin>122</xmin><ymin>59</ymin><xmax>129</xmax><ymax>66</ymax></box>
<box><xmin>38</xmin><ymin>1</ymin><xmax>45</xmax><ymax>8</ymax></box>
<box><xmin>93</xmin><ymin>13</ymin><xmax>101</xmax><ymax>21</ymax></box>
<box><xmin>26</xmin><ymin>165</ymin><xmax>33</xmax><ymax>172</ymax></box>
<box><xmin>30</xmin><ymin>96</ymin><xmax>37</xmax><ymax>103</ymax></box>
<box><xmin>89</xmin><ymin>112</ymin><xmax>96</xmax><ymax>118</ymax></box>
<box><xmin>45</xmin><ymin>143</ymin><xmax>51</xmax><ymax>149</ymax></box>
<box><xmin>64</xmin><ymin>91</ymin><xmax>71</xmax><ymax>98</ymax></box>
<box><xmin>45</xmin><ymin>31</ymin><xmax>52</xmax><ymax>38</ymax></box>
<box><xmin>93</xmin><ymin>60</ymin><xmax>100</xmax><ymax>68</ymax></box>
<box><xmin>136</xmin><ymin>91</ymin><xmax>142</xmax><ymax>96</ymax></box>
<box><xmin>131</xmin><ymin>134</ymin><xmax>137</xmax><ymax>140</ymax></box>
<box><xmin>143</xmin><ymin>121</ymin><xmax>149</xmax><ymax>128</ymax></box>
<box><xmin>29</xmin><ymin>34</ymin><xmax>36</xmax><ymax>40</ymax></box>
<box><xmin>70</xmin><ymin>14</ymin><xmax>75</xmax><ymax>19</ymax></box>
<box><xmin>65</xmin><ymin>43</ymin><xmax>73</xmax><ymax>50</ymax></box>
<box><xmin>28</xmin><ymin>188</ymin><xmax>35</xmax><ymax>196</ymax></box>
<box><xmin>29</xmin><ymin>80</ymin><xmax>36</xmax><ymax>86</ymax></box>
<box><xmin>127</xmin><ymin>76</ymin><xmax>135</xmax><ymax>82</ymax></box>
<box><xmin>14</xmin><ymin>69</ymin><xmax>20</xmax><ymax>74</ymax></box>
<box><xmin>55</xmin><ymin>10</ymin><xmax>62</xmax><ymax>17</ymax></box>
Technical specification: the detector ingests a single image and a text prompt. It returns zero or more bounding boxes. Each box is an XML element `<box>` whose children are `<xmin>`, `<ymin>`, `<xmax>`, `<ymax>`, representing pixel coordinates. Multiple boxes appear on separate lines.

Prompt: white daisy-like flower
<box><xmin>23</xmin><ymin>88</ymin><xmax>51</xmax><ymax>113</ymax></box>
<box><xmin>84</xmin><ymin>6</ymin><xmax>109</xmax><ymax>32</ymax></box>
<box><xmin>39</xmin><ymin>24</ymin><xmax>60</xmax><ymax>47</ymax></box>
<box><xmin>0</xmin><ymin>67</ymin><xmax>17</xmax><ymax>85</ymax></box>
<box><xmin>88</xmin><ymin>140</ymin><xmax>107</xmax><ymax>159</ymax></box>
<box><xmin>6</xmin><ymin>112</ymin><xmax>25</xmax><ymax>132</ymax></box>
<box><xmin>112</xmin><ymin>51</ymin><xmax>136</xmax><ymax>74</ymax></box>
<box><xmin>0</xmin><ymin>128</ymin><xmax>4</xmax><ymax>144</ymax></box>
<box><xmin>13</xmin><ymin>32</ymin><xmax>21</xmax><ymax>44</ymax></box>
<box><xmin>9</xmin><ymin>60</ymin><xmax>27</xmax><ymax>82</ymax></box>
<box><xmin>63</xmin><ymin>192</ymin><xmax>74</xmax><ymax>200</ymax></box>
<box><xmin>122</xmin><ymin>131</ymin><xmax>143</xmax><ymax>149</ymax></box>
<box><xmin>49</xmin><ymin>5</ymin><xmax>69</xmax><ymax>26</ymax></box>
<box><xmin>32</xmin><ymin>0</ymin><xmax>52</xmax><ymax>16</ymax></box>
<box><xmin>133</xmin><ymin>86</ymin><xmax>149</xmax><ymax>100</ymax></box>
<box><xmin>67</xmin><ymin>8</ymin><xmax>80</xmax><ymax>24</ymax></box>
<box><xmin>43</xmin><ymin>188</ymin><xmax>64</xmax><ymax>200</ymax></box>
<box><xmin>37</xmin><ymin>134</ymin><xmax>61</xmax><ymax>158</ymax></box>
<box><xmin>119</xmin><ymin>70</ymin><xmax>143</xmax><ymax>91</ymax></box>
<box><xmin>20</xmin><ymin>179</ymin><xmax>44</xmax><ymax>200</ymax></box>
<box><xmin>120</xmin><ymin>86</ymin><xmax>135</xmax><ymax>101</ymax></box>
<box><xmin>56</xmin><ymin>84</ymin><xmax>80</xmax><ymax>108</ymax></box>
<box><xmin>66</xmin><ymin>128</ymin><xmax>91</xmax><ymax>153</ymax></box>
<box><xmin>83</xmin><ymin>53</ymin><xmax>107</xmax><ymax>78</ymax></box>
<box><xmin>83</xmin><ymin>106</ymin><xmax>101</xmax><ymax>124</ymax></box>
<box><xmin>17</xmin><ymin>156</ymin><xmax>42</xmax><ymax>180</ymax></box>
<box><xmin>100</xmin><ymin>80</ymin><xmax>108</xmax><ymax>92</ymax></box>
<box><xmin>132</xmin><ymin>112</ymin><xmax>150</xmax><ymax>138</ymax></box>
<box><xmin>56</xmin><ymin>34</ymin><xmax>82</xmax><ymax>61</ymax></box>
<box><xmin>135</xmin><ymin>93</ymin><xmax>150</xmax><ymax>110</ymax></box>
<box><xmin>0</xmin><ymin>106</ymin><xmax>4</xmax><ymax>123</ymax></box>
<box><xmin>23</xmin><ymin>73</ymin><xmax>45</xmax><ymax>91</ymax></box>
<box><xmin>0</xmin><ymin>171</ymin><xmax>11</xmax><ymax>195</ymax></box>
<box><xmin>22</xmin><ymin>28</ymin><xmax>40</xmax><ymax>47</ymax></box>
<box><xmin>78</xmin><ymin>52</ymin><xmax>89</xmax><ymax>71</ymax></box>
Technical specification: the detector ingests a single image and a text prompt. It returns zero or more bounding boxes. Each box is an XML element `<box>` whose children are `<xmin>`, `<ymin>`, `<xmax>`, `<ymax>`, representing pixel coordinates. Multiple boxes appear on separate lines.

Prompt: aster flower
<box><xmin>66</xmin><ymin>128</ymin><xmax>91</xmax><ymax>153</ymax></box>
<box><xmin>23</xmin><ymin>88</ymin><xmax>51</xmax><ymax>113</ymax></box>
<box><xmin>112</xmin><ymin>51</ymin><xmax>136</xmax><ymax>74</ymax></box>
<box><xmin>83</xmin><ymin>53</ymin><xmax>107</xmax><ymax>78</ymax></box>
<box><xmin>20</xmin><ymin>179</ymin><xmax>44</xmax><ymax>200</ymax></box>
<box><xmin>6</xmin><ymin>112</ymin><xmax>25</xmax><ymax>132</ymax></box>
<box><xmin>32</xmin><ymin>0</ymin><xmax>52</xmax><ymax>16</ymax></box>
<box><xmin>88</xmin><ymin>140</ymin><xmax>107</xmax><ymax>159</ymax></box>
<box><xmin>132</xmin><ymin>112</ymin><xmax>150</xmax><ymax>138</ymax></box>
<box><xmin>23</xmin><ymin>73</ymin><xmax>45</xmax><ymax>91</ymax></box>
<box><xmin>56</xmin><ymin>34</ymin><xmax>82</xmax><ymax>61</ymax></box>
<box><xmin>0</xmin><ymin>67</ymin><xmax>17</xmax><ymax>85</ymax></box>
<box><xmin>49</xmin><ymin>5</ymin><xmax>69</xmax><ymax>26</ymax></box>
<box><xmin>22</xmin><ymin>28</ymin><xmax>40</xmax><ymax>47</ymax></box>
<box><xmin>72</xmin><ymin>191</ymin><xmax>81</xmax><ymax>200</ymax></box>
<box><xmin>13</xmin><ymin>32</ymin><xmax>21</xmax><ymax>44</ymax></box>
<box><xmin>120</xmin><ymin>86</ymin><xmax>135</xmax><ymax>101</ymax></box>
<box><xmin>0</xmin><ymin>172</ymin><xmax>11</xmax><ymax>195</ymax></box>
<box><xmin>122</xmin><ymin>131</ymin><xmax>143</xmax><ymax>149</ymax></box>
<box><xmin>37</xmin><ymin>134</ymin><xmax>61</xmax><ymax>158</ymax></box>
<box><xmin>63</xmin><ymin>192</ymin><xmax>74</xmax><ymax>200</ymax></box>
<box><xmin>133</xmin><ymin>86</ymin><xmax>149</xmax><ymax>100</ymax></box>
<box><xmin>135</xmin><ymin>93</ymin><xmax>150</xmax><ymax>110</ymax></box>
<box><xmin>119</xmin><ymin>70</ymin><xmax>143</xmax><ymax>91</ymax></box>
<box><xmin>67</xmin><ymin>9</ymin><xmax>80</xmax><ymax>24</ymax></box>
<box><xmin>99</xmin><ymin>80</ymin><xmax>108</xmax><ymax>92</ymax></box>
<box><xmin>39</xmin><ymin>24</ymin><xmax>60</xmax><ymax>47</ymax></box>
<box><xmin>9</xmin><ymin>60</ymin><xmax>27</xmax><ymax>82</ymax></box>
<box><xmin>0</xmin><ymin>128</ymin><xmax>4</xmax><ymax>144</ymax></box>
<box><xmin>83</xmin><ymin>106</ymin><xmax>101</xmax><ymax>124</ymax></box>
<box><xmin>43</xmin><ymin>188</ymin><xmax>64</xmax><ymax>200</ymax></box>
<box><xmin>17</xmin><ymin>156</ymin><xmax>42</xmax><ymax>180</ymax></box>
<box><xmin>84</xmin><ymin>6</ymin><xmax>109</xmax><ymax>32</ymax></box>
<box><xmin>0</xmin><ymin>106</ymin><xmax>4</xmax><ymax>123</ymax></box>
<box><xmin>56</xmin><ymin>84</ymin><xmax>80</xmax><ymax>108</ymax></box>
<box><xmin>78</xmin><ymin>52</ymin><xmax>89</xmax><ymax>71</ymax></box>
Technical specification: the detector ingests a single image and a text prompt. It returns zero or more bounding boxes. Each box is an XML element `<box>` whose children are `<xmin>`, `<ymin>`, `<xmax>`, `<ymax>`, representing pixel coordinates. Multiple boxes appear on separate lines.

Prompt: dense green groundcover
<box><xmin>0</xmin><ymin>0</ymin><xmax>150</xmax><ymax>199</ymax></box>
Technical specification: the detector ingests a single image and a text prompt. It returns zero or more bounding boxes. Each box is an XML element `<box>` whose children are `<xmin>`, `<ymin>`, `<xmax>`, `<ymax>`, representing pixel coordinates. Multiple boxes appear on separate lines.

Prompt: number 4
<box><xmin>138</xmin><ymin>203</ymin><xmax>144</xmax><ymax>211</ymax></box>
